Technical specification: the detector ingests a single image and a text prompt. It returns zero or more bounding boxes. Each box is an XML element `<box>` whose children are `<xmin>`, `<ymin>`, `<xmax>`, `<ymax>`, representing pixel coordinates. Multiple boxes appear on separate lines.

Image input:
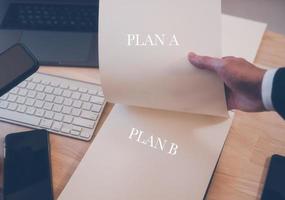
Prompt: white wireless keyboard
<box><xmin>0</xmin><ymin>72</ymin><xmax>106</xmax><ymax>141</ymax></box>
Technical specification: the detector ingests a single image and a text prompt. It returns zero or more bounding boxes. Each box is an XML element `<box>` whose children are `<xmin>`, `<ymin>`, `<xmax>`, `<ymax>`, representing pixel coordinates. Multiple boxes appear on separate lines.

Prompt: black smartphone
<box><xmin>0</xmin><ymin>43</ymin><xmax>39</xmax><ymax>97</ymax></box>
<box><xmin>3</xmin><ymin>130</ymin><xmax>53</xmax><ymax>200</ymax></box>
<box><xmin>261</xmin><ymin>154</ymin><xmax>285</xmax><ymax>200</ymax></box>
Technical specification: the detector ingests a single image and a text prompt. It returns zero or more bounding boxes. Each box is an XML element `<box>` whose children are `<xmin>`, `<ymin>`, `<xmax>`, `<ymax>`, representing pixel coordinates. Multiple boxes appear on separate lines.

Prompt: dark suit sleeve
<box><xmin>272</xmin><ymin>68</ymin><xmax>285</xmax><ymax>119</ymax></box>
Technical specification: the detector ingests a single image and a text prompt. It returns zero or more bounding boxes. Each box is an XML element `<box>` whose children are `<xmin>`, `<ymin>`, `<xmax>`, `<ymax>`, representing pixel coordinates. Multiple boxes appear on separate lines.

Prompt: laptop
<box><xmin>0</xmin><ymin>0</ymin><xmax>99</xmax><ymax>67</ymax></box>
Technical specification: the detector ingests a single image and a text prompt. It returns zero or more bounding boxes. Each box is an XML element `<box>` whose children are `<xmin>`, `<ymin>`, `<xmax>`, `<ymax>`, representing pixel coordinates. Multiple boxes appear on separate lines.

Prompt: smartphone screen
<box><xmin>3</xmin><ymin>130</ymin><xmax>53</xmax><ymax>200</ymax></box>
<box><xmin>0</xmin><ymin>44</ymin><xmax>38</xmax><ymax>96</ymax></box>
<box><xmin>261</xmin><ymin>154</ymin><xmax>285</xmax><ymax>200</ymax></box>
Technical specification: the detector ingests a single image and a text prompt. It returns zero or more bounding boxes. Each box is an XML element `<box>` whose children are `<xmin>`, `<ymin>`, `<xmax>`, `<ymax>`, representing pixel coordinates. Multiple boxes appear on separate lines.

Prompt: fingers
<box><xmin>188</xmin><ymin>52</ymin><xmax>224</xmax><ymax>73</ymax></box>
<box><xmin>225</xmin><ymin>86</ymin><xmax>235</xmax><ymax>110</ymax></box>
<box><xmin>222</xmin><ymin>56</ymin><xmax>236</xmax><ymax>59</ymax></box>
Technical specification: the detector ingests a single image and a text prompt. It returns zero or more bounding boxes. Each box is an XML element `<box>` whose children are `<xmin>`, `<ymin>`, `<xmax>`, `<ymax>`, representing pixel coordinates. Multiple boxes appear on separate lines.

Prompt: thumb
<box><xmin>188</xmin><ymin>52</ymin><xmax>224</xmax><ymax>73</ymax></box>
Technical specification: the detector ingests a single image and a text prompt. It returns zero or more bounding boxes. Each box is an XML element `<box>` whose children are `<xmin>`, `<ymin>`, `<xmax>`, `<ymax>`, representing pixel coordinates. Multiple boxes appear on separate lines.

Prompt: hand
<box><xmin>188</xmin><ymin>52</ymin><xmax>266</xmax><ymax>112</ymax></box>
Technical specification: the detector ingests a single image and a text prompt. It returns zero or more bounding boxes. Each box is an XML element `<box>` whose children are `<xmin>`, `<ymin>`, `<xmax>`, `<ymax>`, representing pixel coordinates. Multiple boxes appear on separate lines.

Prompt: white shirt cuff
<box><xmin>261</xmin><ymin>68</ymin><xmax>278</xmax><ymax>111</ymax></box>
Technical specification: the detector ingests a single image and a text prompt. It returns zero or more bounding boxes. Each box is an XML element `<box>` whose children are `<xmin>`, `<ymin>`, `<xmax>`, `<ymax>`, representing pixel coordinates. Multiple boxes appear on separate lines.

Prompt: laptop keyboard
<box><xmin>1</xmin><ymin>3</ymin><xmax>98</xmax><ymax>32</ymax></box>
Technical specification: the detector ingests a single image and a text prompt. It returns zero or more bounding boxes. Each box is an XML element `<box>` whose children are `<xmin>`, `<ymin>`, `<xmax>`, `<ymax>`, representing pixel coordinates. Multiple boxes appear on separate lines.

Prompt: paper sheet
<box><xmin>99</xmin><ymin>0</ymin><xmax>228</xmax><ymax>117</ymax></box>
<box><xmin>58</xmin><ymin>105</ymin><xmax>234</xmax><ymax>200</ymax></box>
<box><xmin>222</xmin><ymin>15</ymin><xmax>267</xmax><ymax>62</ymax></box>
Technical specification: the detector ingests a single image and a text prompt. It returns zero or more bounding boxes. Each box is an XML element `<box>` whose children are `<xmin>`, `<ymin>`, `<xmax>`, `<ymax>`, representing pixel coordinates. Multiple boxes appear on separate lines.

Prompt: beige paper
<box><xmin>58</xmin><ymin>105</ymin><xmax>234</xmax><ymax>200</ymax></box>
<box><xmin>99</xmin><ymin>0</ymin><xmax>228</xmax><ymax>117</ymax></box>
<box><xmin>222</xmin><ymin>15</ymin><xmax>267</xmax><ymax>62</ymax></box>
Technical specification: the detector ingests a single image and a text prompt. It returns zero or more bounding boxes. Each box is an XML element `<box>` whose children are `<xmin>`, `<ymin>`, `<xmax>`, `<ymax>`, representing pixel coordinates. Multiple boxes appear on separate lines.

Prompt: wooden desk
<box><xmin>0</xmin><ymin>31</ymin><xmax>285</xmax><ymax>200</ymax></box>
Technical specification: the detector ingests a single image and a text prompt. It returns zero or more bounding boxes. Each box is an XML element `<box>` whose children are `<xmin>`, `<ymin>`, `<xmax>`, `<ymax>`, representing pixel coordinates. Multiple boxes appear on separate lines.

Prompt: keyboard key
<box><xmin>35</xmin><ymin>84</ymin><xmax>45</xmax><ymax>92</ymax></box>
<box><xmin>71</xmin><ymin>92</ymin><xmax>81</xmax><ymax>100</ymax></box>
<box><xmin>26</xmin><ymin>76</ymin><xmax>32</xmax><ymax>81</ymax></box>
<box><xmin>79</xmin><ymin>87</ymin><xmax>88</xmax><ymax>93</ymax></box>
<box><xmin>52</xmin><ymin>121</ymin><xmax>62</xmax><ymax>131</ymax></box>
<box><xmin>91</xmin><ymin>104</ymin><xmax>101</xmax><ymax>112</ymax></box>
<box><xmin>62</xmin><ymin>90</ymin><xmax>72</xmax><ymax>98</ymax></box>
<box><xmin>44</xmin><ymin>111</ymin><xmax>54</xmax><ymax>119</ymax></box>
<box><xmin>97</xmin><ymin>90</ymin><xmax>104</xmax><ymax>97</ymax></box>
<box><xmin>10</xmin><ymin>87</ymin><xmax>19</xmax><ymax>94</ymax></box>
<box><xmin>62</xmin><ymin>106</ymin><xmax>72</xmax><ymax>114</ymax></box>
<box><xmin>80</xmin><ymin>130</ymin><xmax>90</xmax><ymax>138</ymax></box>
<box><xmin>25</xmin><ymin>98</ymin><xmax>35</xmax><ymax>106</ymax></box>
<box><xmin>44</xmin><ymin>86</ymin><xmax>54</xmax><ymax>93</ymax></box>
<box><xmin>60</xmin><ymin>83</ymin><xmax>68</xmax><ymax>89</ymax></box>
<box><xmin>43</xmin><ymin>102</ymin><xmax>53</xmax><ymax>110</ymax></box>
<box><xmin>72</xmin><ymin>125</ymin><xmax>82</xmax><ymax>132</ymax></box>
<box><xmin>63</xmin><ymin>99</ymin><xmax>73</xmax><ymax>106</ymax></box>
<box><xmin>7</xmin><ymin>103</ymin><xmax>17</xmax><ymax>111</ymax></box>
<box><xmin>90</xmin><ymin>96</ymin><xmax>104</xmax><ymax>104</ymax></box>
<box><xmin>82</xmin><ymin>102</ymin><xmax>92</xmax><ymax>110</ymax></box>
<box><xmin>53</xmin><ymin>88</ymin><xmax>63</xmax><ymax>95</ymax></box>
<box><xmin>16</xmin><ymin>96</ymin><xmax>26</xmax><ymax>104</ymax></box>
<box><xmin>71</xmin><ymin>130</ymin><xmax>80</xmax><ymax>136</ymax></box>
<box><xmin>42</xmin><ymin>80</ymin><xmax>50</xmax><ymax>85</ymax></box>
<box><xmin>61</xmin><ymin>124</ymin><xmax>72</xmax><ymax>134</ymax></box>
<box><xmin>18</xmin><ymin>81</ymin><xmax>27</xmax><ymax>88</ymax></box>
<box><xmin>27</xmin><ymin>82</ymin><xmax>36</xmax><ymax>90</ymax></box>
<box><xmin>51</xmin><ymin>81</ymin><xmax>59</xmax><ymax>87</ymax></box>
<box><xmin>27</xmin><ymin>90</ymin><xmax>36</xmax><ymax>98</ymax></box>
<box><xmin>80</xmin><ymin>94</ymin><xmax>90</xmax><ymax>101</ymax></box>
<box><xmin>35</xmin><ymin>109</ymin><xmax>45</xmax><ymax>117</ymax></box>
<box><xmin>63</xmin><ymin>115</ymin><xmax>73</xmax><ymax>123</ymax></box>
<box><xmin>0</xmin><ymin>101</ymin><xmax>9</xmax><ymax>108</ymax></box>
<box><xmin>17</xmin><ymin>105</ymin><xmax>27</xmax><ymax>113</ymax></box>
<box><xmin>36</xmin><ymin>92</ymin><xmax>45</xmax><ymax>100</ymax></box>
<box><xmin>72</xmin><ymin>100</ymin><xmax>82</xmax><ymax>108</ymax></box>
<box><xmin>71</xmin><ymin>108</ymin><xmax>81</xmax><ymax>116</ymax></box>
<box><xmin>52</xmin><ymin>104</ymin><xmax>62</xmax><ymax>112</ymax></box>
<box><xmin>54</xmin><ymin>113</ymin><xmax>63</xmax><ymax>121</ymax></box>
<box><xmin>7</xmin><ymin>94</ymin><xmax>17</xmax><ymax>102</ymax></box>
<box><xmin>73</xmin><ymin>117</ymin><xmax>94</xmax><ymax>129</ymax></box>
<box><xmin>69</xmin><ymin>86</ymin><xmax>78</xmax><ymax>91</ymax></box>
<box><xmin>45</xmin><ymin>94</ymin><xmax>55</xmax><ymax>102</ymax></box>
<box><xmin>0</xmin><ymin>93</ymin><xmax>8</xmax><ymax>100</ymax></box>
<box><xmin>40</xmin><ymin>118</ymin><xmax>53</xmax><ymax>128</ymax></box>
<box><xmin>26</xmin><ymin>107</ymin><xmax>36</xmax><ymax>114</ymax></box>
<box><xmin>88</xmin><ymin>89</ymin><xmax>97</xmax><ymax>95</ymax></box>
<box><xmin>54</xmin><ymin>96</ymin><xmax>64</xmax><ymax>104</ymax></box>
<box><xmin>34</xmin><ymin>100</ymin><xmax>44</xmax><ymax>108</ymax></box>
<box><xmin>32</xmin><ymin>77</ymin><xmax>41</xmax><ymax>83</ymax></box>
<box><xmin>81</xmin><ymin>111</ymin><xmax>98</xmax><ymax>120</ymax></box>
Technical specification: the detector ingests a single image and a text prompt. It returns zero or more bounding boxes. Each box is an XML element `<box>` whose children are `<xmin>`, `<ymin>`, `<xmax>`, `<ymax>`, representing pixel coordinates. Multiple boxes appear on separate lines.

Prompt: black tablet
<box><xmin>0</xmin><ymin>43</ymin><xmax>39</xmax><ymax>97</ymax></box>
